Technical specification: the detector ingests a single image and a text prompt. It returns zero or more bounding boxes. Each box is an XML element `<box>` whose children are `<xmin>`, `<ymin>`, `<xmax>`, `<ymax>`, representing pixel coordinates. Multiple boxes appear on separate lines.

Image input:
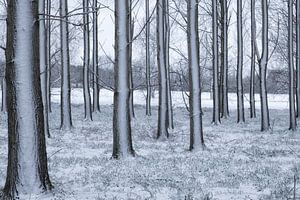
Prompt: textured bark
<box><xmin>60</xmin><ymin>0</ymin><xmax>73</xmax><ymax>130</ymax></box>
<box><xmin>1</xmin><ymin>77</ymin><xmax>6</xmax><ymax>112</ymax></box>
<box><xmin>236</xmin><ymin>0</ymin><xmax>245</xmax><ymax>123</ymax></box>
<box><xmin>145</xmin><ymin>0</ymin><xmax>151</xmax><ymax>116</ymax></box>
<box><xmin>46</xmin><ymin>0</ymin><xmax>52</xmax><ymax>113</ymax></box>
<box><xmin>83</xmin><ymin>0</ymin><xmax>92</xmax><ymax>121</ymax></box>
<box><xmin>187</xmin><ymin>0</ymin><xmax>204</xmax><ymax>151</ymax></box>
<box><xmin>288</xmin><ymin>0</ymin><xmax>297</xmax><ymax>130</ymax></box>
<box><xmin>250</xmin><ymin>0</ymin><xmax>256</xmax><ymax>118</ymax></box>
<box><xmin>157</xmin><ymin>0</ymin><xmax>169</xmax><ymax>138</ymax></box>
<box><xmin>212</xmin><ymin>0</ymin><xmax>220</xmax><ymax>124</ymax></box>
<box><xmin>92</xmin><ymin>0</ymin><xmax>100</xmax><ymax>113</ymax></box>
<box><xmin>1</xmin><ymin>0</ymin><xmax>52</xmax><ymax>198</ymax></box>
<box><xmin>296</xmin><ymin>0</ymin><xmax>300</xmax><ymax>118</ymax></box>
<box><xmin>112</xmin><ymin>0</ymin><xmax>135</xmax><ymax>159</ymax></box>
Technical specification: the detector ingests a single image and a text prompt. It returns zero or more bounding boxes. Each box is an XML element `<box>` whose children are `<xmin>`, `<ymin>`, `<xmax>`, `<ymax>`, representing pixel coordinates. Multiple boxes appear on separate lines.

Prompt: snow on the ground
<box><xmin>0</xmin><ymin>89</ymin><xmax>299</xmax><ymax>199</ymax></box>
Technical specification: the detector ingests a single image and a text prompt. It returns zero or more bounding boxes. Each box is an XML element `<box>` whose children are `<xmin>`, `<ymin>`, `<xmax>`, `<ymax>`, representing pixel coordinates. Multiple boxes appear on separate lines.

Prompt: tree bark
<box><xmin>112</xmin><ymin>0</ymin><xmax>135</xmax><ymax>159</ymax></box>
<box><xmin>296</xmin><ymin>0</ymin><xmax>300</xmax><ymax>118</ymax></box>
<box><xmin>1</xmin><ymin>0</ymin><xmax>52</xmax><ymax>198</ymax></box>
<box><xmin>1</xmin><ymin>77</ymin><xmax>6</xmax><ymax>112</ymax></box>
<box><xmin>46</xmin><ymin>0</ymin><xmax>52</xmax><ymax>113</ymax></box>
<box><xmin>187</xmin><ymin>0</ymin><xmax>204</xmax><ymax>151</ymax></box>
<box><xmin>250</xmin><ymin>0</ymin><xmax>256</xmax><ymax>118</ymax></box>
<box><xmin>145</xmin><ymin>0</ymin><xmax>151</xmax><ymax>116</ymax></box>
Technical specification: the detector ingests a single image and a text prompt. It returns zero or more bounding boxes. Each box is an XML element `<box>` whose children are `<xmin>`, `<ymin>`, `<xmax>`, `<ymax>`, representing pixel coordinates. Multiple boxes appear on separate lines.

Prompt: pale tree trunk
<box><xmin>212</xmin><ymin>0</ymin><xmax>220</xmax><ymax>124</ymax></box>
<box><xmin>157</xmin><ymin>0</ymin><xmax>169</xmax><ymax>139</ymax></box>
<box><xmin>92</xmin><ymin>0</ymin><xmax>100</xmax><ymax>113</ymax></box>
<box><xmin>1</xmin><ymin>0</ymin><xmax>52</xmax><ymax>198</ymax></box>
<box><xmin>250</xmin><ymin>0</ymin><xmax>256</xmax><ymax>118</ymax></box>
<box><xmin>46</xmin><ymin>0</ymin><xmax>52</xmax><ymax>113</ymax></box>
<box><xmin>219</xmin><ymin>0</ymin><xmax>229</xmax><ymax>119</ymax></box>
<box><xmin>165</xmin><ymin>0</ymin><xmax>174</xmax><ymax>129</ymax></box>
<box><xmin>1</xmin><ymin>77</ymin><xmax>6</xmax><ymax>112</ymax></box>
<box><xmin>259</xmin><ymin>0</ymin><xmax>270</xmax><ymax>131</ymax></box>
<box><xmin>39</xmin><ymin>0</ymin><xmax>50</xmax><ymax>138</ymax></box>
<box><xmin>145</xmin><ymin>0</ymin><xmax>151</xmax><ymax>116</ymax></box>
<box><xmin>60</xmin><ymin>0</ymin><xmax>73</xmax><ymax>130</ymax></box>
<box><xmin>296</xmin><ymin>0</ymin><xmax>300</xmax><ymax>118</ymax></box>
<box><xmin>288</xmin><ymin>0</ymin><xmax>297</xmax><ymax>130</ymax></box>
<box><xmin>187</xmin><ymin>0</ymin><xmax>204</xmax><ymax>151</ymax></box>
<box><xmin>236</xmin><ymin>0</ymin><xmax>245</xmax><ymax>123</ymax></box>
<box><xmin>83</xmin><ymin>0</ymin><xmax>92</xmax><ymax>121</ymax></box>
<box><xmin>128</xmin><ymin>3</ymin><xmax>135</xmax><ymax>119</ymax></box>
<box><xmin>112</xmin><ymin>0</ymin><xmax>135</xmax><ymax>159</ymax></box>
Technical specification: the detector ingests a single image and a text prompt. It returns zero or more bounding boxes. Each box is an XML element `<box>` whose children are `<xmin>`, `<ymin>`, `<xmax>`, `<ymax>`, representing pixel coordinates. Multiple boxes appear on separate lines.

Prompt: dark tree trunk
<box><xmin>145</xmin><ymin>0</ymin><xmax>151</xmax><ymax>116</ymax></box>
<box><xmin>250</xmin><ymin>0</ymin><xmax>256</xmax><ymax>118</ymax></box>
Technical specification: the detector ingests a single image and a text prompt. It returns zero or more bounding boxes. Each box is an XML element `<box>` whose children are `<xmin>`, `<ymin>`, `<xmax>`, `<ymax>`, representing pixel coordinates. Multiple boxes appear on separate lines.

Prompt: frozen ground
<box><xmin>0</xmin><ymin>89</ymin><xmax>300</xmax><ymax>200</ymax></box>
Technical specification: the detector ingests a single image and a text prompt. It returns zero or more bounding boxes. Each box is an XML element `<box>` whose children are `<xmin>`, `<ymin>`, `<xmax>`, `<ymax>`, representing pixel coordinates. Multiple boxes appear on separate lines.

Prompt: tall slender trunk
<box><xmin>112</xmin><ymin>0</ymin><xmax>135</xmax><ymax>159</ymax></box>
<box><xmin>157</xmin><ymin>0</ymin><xmax>169</xmax><ymax>138</ymax></box>
<box><xmin>288</xmin><ymin>0</ymin><xmax>297</xmax><ymax>130</ymax></box>
<box><xmin>1</xmin><ymin>77</ymin><xmax>6</xmax><ymax>112</ymax></box>
<box><xmin>237</xmin><ymin>0</ymin><xmax>245</xmax><ymax>123</ymax></box>
<box><xmin>187</xmin><ymin>0</ymin><xmax>204</xmax><ymax>151</ymax></box>
<box><xmin>212</xmin><ymin>0</ymin><xmax>220</xmax><ymax>124</ymax></box>
<box><xmin>92</xmin><ymin>0</ymin><xmax>100</xmax><ymax>113</ymax></box>
<box><xmin>46</xmin><ymin>0</ymin><xmax>52</xmax><ymax>113</ymax></box>
<box><xmin>2</xmin><ymin>0</ymin><xmax>52</xmax><ymax>197</ymax></box>
<box><xmin>259</xmin><ymin>0</ymin><xmax>270</xmax><ymax>131</ymax></box>
<box><xmin>60</xmin><ymin>0</ymin><xmax>73</xmax><ymax>130</ymax></box>
<box><xmin>250</xmin><ymin>0</ymin><xmax>256</xmax><ymax>118</ymax></box>
<box><xmin>83</xmin><ymin>0</ymin><xmax>92</xmax><ymax>121</ymax></box>
<box><xmin>296</xmin><ymin>0</ymin><xmax>300</xmax><ymax>118</ymax></box>
<box><xmin>145</xmin><ymin>0</ymin><xmax>151</xmax><ymax>116</ymax></box>
<box><xmin>128</xmin><ymin>4</ymin><xmax>135</xmax><ymax>119</ymax></box>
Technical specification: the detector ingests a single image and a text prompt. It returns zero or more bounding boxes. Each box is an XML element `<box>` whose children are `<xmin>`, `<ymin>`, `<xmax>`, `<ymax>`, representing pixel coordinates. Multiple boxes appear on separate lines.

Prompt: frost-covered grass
<box><xmin>0</xmin><ymin>89</ymin><xmax>300</xmax><ymax>199</ymax></box>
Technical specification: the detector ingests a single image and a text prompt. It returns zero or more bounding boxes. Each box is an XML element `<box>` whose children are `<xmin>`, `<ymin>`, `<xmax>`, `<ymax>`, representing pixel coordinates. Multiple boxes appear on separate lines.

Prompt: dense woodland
<box><xmin>0</xmin><ymin>0</ymin><xmax>299</xmax><ymax>199</ymax></box>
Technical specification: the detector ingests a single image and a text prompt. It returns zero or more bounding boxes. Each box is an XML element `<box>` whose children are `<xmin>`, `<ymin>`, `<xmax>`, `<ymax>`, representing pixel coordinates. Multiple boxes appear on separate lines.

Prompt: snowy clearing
<box><xmin>0</xmin><ymin>89</ymin><xmax>299</xmax><ymax>199</ymax></box>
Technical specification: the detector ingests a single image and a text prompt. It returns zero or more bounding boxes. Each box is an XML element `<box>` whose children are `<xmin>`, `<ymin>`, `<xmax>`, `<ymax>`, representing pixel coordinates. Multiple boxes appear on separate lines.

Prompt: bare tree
<box><xmin>145</xmin><ymin>0</ymin><xmax>151</xmax><ymax>116</ymax></box>
<box><xmin>187</xmin><ymin>0</ymin><xmax>204</xmax><ymax>151</ymax></box>
<box><xmin>250</xmin><ymin>0</ymin><xmax>256</xmax><ymax>118</ymax></box>
<box><xmin>46</xmin><ymin>0</ymin><xmax>51</xmax><ymax>113</ymax></box>
<box><xmin>112</xmin><ymin>0</ymin><xmax>135</xmax><ymax>159</ymax></box>
<box><xmin>296</xmin><ymin>0</ymin><xmax>300</xmax><ymax>118</ymax></box>
<box><xmin>1</xmin><ymin>0</ymin><xmax>52</xmax><ymax>197</ymax></box>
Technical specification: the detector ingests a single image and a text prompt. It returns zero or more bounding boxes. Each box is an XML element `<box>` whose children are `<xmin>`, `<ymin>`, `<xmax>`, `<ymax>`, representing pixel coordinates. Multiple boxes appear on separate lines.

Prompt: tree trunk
<box><xmin>128</xmin><ymin>4</ymin><xmax>135</xmax><ymax>119</ymax></box>
<box><xmin>92</xmin><ymin>0</ymin><xmax>100</xmax><ymax>113</ymax></box>
<box><xmin>237</xmin><ymin>0</ymin><xmax>245</xmax><ymax>123</ymax></box>
<box><xmin>83</xmin><ymin>0</ymin><xmax>92</xmax><ymax>121</ymax></box>
<box><xmin>296</xmin><ymin>0</ymin><xmax>300</xmax><ymax>118</ymax></box>
<box><xmin>212</xmin><ymin>0</ymin><xmax>220</xmax><ymax>124</ymax></box>
<box><xmin>288</xmin><ymin>0</ymin><xmax>297</xmax><ymax>130</ymax></box>
<box><xmin>250</xmin><ymin>0</ymin><xmax>256</xmax><ymax>118</ymax></box>
<box><xmin>157</xmin><ymin>0</ymin><xmax>169</xmax><ymax>138</ymax></box>
<box><xmin>60</xmin><ymin>0</ymin><xmax>73</xmax><ymax>130</ymax></box>
<box><xmin>1</xmin><ymin>77</ymin><xmax>6</xmax><ymax>112</ymax></box>
<box><xmin>187</xmin><ymin>0</ymin><xmax>204</xmax><ymax>151</ymax></box>
<box><xmin>112</xmin><ymin>0</ymin><xmax>135</xmax><ymax>159</ymax></box>
<box><xmin>1</xmin><ymin>0</ymin><xmax>52</xmax><ymax>198</ymax></box>
<box><xmin>46</xmin><ymin>0</ymin><xmax>52</xmax><ymax>113</ymax></box>
<box><xmin>145</xmin><ymin>0</ymin><xmax>151</xmax><ymax>116</ymax></box>
<box><xmin>259</xmin><ymin>0</ymin><xmax>270</xmax><ymax>131</ymax></box>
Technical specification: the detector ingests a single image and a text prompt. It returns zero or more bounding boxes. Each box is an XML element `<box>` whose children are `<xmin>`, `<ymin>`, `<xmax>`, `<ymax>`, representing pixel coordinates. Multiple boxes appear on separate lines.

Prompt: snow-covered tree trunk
<box><xmin>296</xmin><ymin>0</ymin><xmax>300</xmax><ymax>118</ymax></box>
<box><xmin>236</xmin><ymin>0</ymin><xmax>245</xmax><ymax>123</ymax></box>
<box><xmin>165</xmin><ymin>0</ymin><xmax>174</xmax><ymax>129</ymax></box>
<box><xmin>157</xmin><ymin>0</ymin><xmax>169</xmax><ymax>138</ymax></box>
<box><xmin>60</xmin><ymin>0</ymin><xmax>73</xmax><ymax>130</ymax></box>
<box><xmin>92</xmin><ymin>0</ymin><xmax>100</xmax><ymax>113</ymax></box>
<box><xmin>288</xmin><ymin>0</ymin><xmax>297</xmax><ymax>130</ymax></box>
<box><xmin>1</xmin><ymin>0</ymin><xmax>52</xmax><ymax>198</ymax></box>
<box><xmin>46</xmin><ymin>0</ymin><xmax>51</xmax><ymax>113</ymax></box>
<box><xmin>259</xmin><ymin>0</ymin><xmax>270</xmax><ymax>131</ymax></box>
<box><xmin>145</xmin><ymin>0</ymin><xmax>151</xmax><ymax>116</ymax></box>
<box><xmin>1</xmin><ymin>77</ymin><xmax>6</xmax><ymax>112</ymax></box>
<box><xmin>212</xmin><ymin>0</ymin><xmax>220</xmax><ymax>124</ymax></box>
<box><xmin>187</xmin><ymin>0</ymin><xmax>204</xmax><ymax>151</ymax></box>
<box><xmin>250</xmin><ymin>0</ymin><xmax>256</xmax><ymax>118</ymax></box>
<box><xmin>39</xmin><ymin>0</ymin><xmax>50</xmax><ymax>137</ymax></box>
<box><xmin>219</xmin><ymin>0</ymin><xmax>229</xmax><ymax>119</ymax></box>
<box><xmin>83</xmin><ymin>0</ymin><xmax>92</xmax><ymax>121</ymax></box>
<box><xmin>112</xmin><ymin>0</ymin><xmax>135</xmax><ymax>159</ymax></box>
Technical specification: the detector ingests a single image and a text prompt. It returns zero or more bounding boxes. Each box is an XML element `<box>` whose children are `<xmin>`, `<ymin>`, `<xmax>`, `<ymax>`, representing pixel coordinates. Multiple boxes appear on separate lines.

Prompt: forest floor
<box><xmin>0</xmin><ymin>89</ymin><xmax>300</xmax><ymax>200</ymax></box>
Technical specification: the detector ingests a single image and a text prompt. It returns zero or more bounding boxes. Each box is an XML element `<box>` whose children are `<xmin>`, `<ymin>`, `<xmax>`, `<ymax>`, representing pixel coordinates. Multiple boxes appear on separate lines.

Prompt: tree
<box><xmin>46</xmin><ymin>0</ymin><xmax>52</xmax><ymax>113</ymax></box>
<box><xmin>187</xmin><ymin>0</ymin><xmax>204</xmax><ymax>151</ymax></box>
<box><xmin>145</xmin><ymin>0</ymin><xmax>151</xmax><ymax>116</ymax></box>
<box><xmin>296</xmin><ymin>0</ymin><xmax>300</xmax><ymax>118</ymax></box>
<box><xmin>212</xmin><ymin>0</ymin><xmax>220</xmax><ymax>124</ymax></box>
<box><xmin>83</xmin><ymin>0</ymin><xmax>92</xmax><ymax>121</ymax></box>
<box><xmin>1</xmin><ymin>0</ymin><xmax>52</xmax><ymax>198</ymax></box>
<box><xmin>288</xmin><ymin>0</ymin><xmax>296</xmax><ymax>130</ymax></box>
<box><xmin>236</xmin><ymin>0</ymin><xmax>245</xmax><ymax>123</ymax></box>
<box><xmin>157</xmin><ymin>0</ymin><xmax>169</xmax><ymax>138</ymax></box>
<box><xmin>60</xmin><ymin>0</ymin><xmax>73</xmax><ymax>130</ymax></box>
<box><xmin>1</xmin><ymin>76</ymin><xmax>6</xmax><ymax>112</ymax></box>
<box><xmin>112</xmin><ymin>0</ymin><xmax>135</xmax><ymax>159</ymax></box>
<box><xmin>250</xmin><ymin>0</ymin><xmax>256</xmax><ymax>118</ymax></box>
<box><xmin>92</xmin><ymin>0</ymin><xmax>100</xmax><ymax>113</ymax></box>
